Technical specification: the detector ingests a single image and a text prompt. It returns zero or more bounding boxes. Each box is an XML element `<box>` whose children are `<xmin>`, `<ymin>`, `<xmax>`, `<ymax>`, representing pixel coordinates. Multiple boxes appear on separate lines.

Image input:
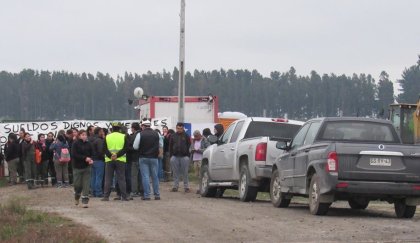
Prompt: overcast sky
<box><xmin>0</xmin><ymin>0</ymin><xmax>419</xmax><ymax>83</ymax></box>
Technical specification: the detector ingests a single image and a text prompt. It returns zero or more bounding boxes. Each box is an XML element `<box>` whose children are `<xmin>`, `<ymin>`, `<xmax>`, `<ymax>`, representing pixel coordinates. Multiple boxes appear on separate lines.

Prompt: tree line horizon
<box><xmin>0</xmin><ymin>56</ymin><xmax>419</xmax><ymax>122</ymax></box>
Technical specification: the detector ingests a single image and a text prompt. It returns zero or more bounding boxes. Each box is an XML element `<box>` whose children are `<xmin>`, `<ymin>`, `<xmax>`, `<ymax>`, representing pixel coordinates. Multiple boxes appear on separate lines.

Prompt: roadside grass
<box><xmin>0</xmin><ymin>177</ymin><xmax>7</xmax><ymax>188</ymax></box>
<box><xmin>0</xmin><ymin>197</ymin><xmax>106</xmax><ymax>243</ymax></box>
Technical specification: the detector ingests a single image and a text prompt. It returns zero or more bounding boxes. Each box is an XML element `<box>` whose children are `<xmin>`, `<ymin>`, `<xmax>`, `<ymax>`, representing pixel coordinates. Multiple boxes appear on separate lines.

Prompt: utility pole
<box><xmin>178</xmin><ymin>0</ymin><xmax>186</xmax><ymax>123</ymax></box>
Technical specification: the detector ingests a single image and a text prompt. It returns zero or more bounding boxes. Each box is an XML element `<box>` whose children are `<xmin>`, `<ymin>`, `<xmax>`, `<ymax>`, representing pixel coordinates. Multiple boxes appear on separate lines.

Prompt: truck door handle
<box><xmin>220</xmin><ymin>150</ymin><xmax>225</xmax><ymax>152</ymax></box>
<box><xmin>291</xmin><ymin>152</ymin><xmax>297</xmax><ymax>156</ymax></box>
<box><xmin>230</xmin><ymin>147</ymin><xmax>235</xmax><ymax>151</ymax></box>
<box><xmin>304</xmin><ymin>149</ymin><xmax>310</xmax><ymax>153</ymax></box>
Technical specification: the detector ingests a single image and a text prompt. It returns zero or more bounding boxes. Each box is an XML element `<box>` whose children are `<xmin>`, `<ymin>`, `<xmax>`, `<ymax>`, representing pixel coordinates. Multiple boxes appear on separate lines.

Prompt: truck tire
<box><xmin>394</xmin><ymin>200</ymin><xmax>416</xmax><ymax>218</ymax></box>
<box><xmin>270</xmin><ymin>169</ymin><xmax>291</xmax><ymax>208</ymax></box>
<box><xmin>308</xmin><ymin>174</ymin><xmax>331</xmax><ymax>215</ymax></box>
<box><xmin>348</xmin><ymin>198</ymin><xmax>369</xmax><ymax>210</ymax></box>
<box><xmin>239</xmin><ymin>165</ymin><xmax>258</xmax><ymax>202</ymax></box>
<box><xmin>200</xmin><ymin>165</ymin><xmax>217</xmax><ymax>197</ymax></box>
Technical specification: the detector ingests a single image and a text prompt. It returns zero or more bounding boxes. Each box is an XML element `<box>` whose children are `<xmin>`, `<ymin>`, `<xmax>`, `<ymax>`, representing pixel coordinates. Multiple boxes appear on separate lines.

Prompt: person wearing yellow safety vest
<box><xmin>101</xmin><ymin>122</ymin><xmax>129</xmax><ymax>201</ymax></box>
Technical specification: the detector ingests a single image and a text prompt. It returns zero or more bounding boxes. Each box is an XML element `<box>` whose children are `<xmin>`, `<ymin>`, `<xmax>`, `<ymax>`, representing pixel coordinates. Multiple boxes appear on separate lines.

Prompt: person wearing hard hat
<box><xmin>102</xmin><ymin>122</ymin><xmax>129</xmax><ymax>201</ymax></box>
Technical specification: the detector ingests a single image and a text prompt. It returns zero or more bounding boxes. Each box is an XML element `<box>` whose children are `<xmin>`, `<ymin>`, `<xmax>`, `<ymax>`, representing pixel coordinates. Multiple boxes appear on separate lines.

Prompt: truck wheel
<box><xmin>308</xmin><ymin>174</ymin><xmax>331</xmax><ymax>215</ymax></box>
<box><xmin>239</xmin><ymin>165</ymin><xmax>258</xmax><ymax>202</ymax></box>
<box><xmin>270</xmin><ymin>169</ymin><xmax>291</xmax><ymax>208</ymax></box>
<box><xmin>200</xmin><ymin>165</ymin><xmax>217</xmax><ymax>197</ymax></box>
<box><xmin>394</xmin><ymin>200</ymin><xmax>417</xmax><ymax>218</ymax></box>
<box><xmin>348</xmin><ymin>198</ymin><xmax>369</xmax><ymax>210</ymax></box>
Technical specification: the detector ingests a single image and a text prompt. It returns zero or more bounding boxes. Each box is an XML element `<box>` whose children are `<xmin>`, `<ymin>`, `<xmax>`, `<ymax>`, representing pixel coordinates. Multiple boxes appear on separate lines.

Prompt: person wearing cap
<box><xmin>133</xmin><ymin>119</ymin><xmax>161</xmax><ymax>200</ymax></box>
<box><xmin>190</xmin><ymin>130</ymin><xmax>210</xmax><ymax>194</ymax></box>
<box><xmin>169</xmin><ymin>122</ymin><xmax>191</xmax><ymax>193</ymax></box>
<box><xmin>102</xmin><ymin>122</ymin><xmax>129</xmax><ymax>201</ymax></box>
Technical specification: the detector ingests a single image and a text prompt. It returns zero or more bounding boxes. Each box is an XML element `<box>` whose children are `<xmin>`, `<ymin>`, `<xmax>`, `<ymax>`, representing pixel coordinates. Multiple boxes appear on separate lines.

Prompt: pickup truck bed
<box><xmin>200</xmin><ymin>117</ymin><xmax>303</xmax><ymax>202</ymax></box>
<box><xmin>271</xmin><ymin>117</ymin><xmax>420</xmax><ymax>218</ymax></box>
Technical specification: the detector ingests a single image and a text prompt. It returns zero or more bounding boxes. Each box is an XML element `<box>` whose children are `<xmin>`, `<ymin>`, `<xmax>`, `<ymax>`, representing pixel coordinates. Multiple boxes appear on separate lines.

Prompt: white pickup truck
<box><xmin>200</xmin><ymin>117</ymin><xmax>303</xmax><ymax>201</ymax></box>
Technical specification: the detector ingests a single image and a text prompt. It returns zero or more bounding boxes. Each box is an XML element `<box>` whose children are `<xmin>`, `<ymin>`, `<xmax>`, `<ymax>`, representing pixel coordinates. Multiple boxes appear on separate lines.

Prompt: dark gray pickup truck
<box><xmin>270</xmin><ymin>117</ymin><xmax>420</xmax><ymax>218</ymax></box>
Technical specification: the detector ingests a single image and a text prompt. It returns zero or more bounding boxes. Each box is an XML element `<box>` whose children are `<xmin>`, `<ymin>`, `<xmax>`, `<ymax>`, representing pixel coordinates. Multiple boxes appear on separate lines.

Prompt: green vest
<box><xmin>105</xmin><ymin>132</ymin><xmax>126</xmax><ymax>163</ymax></box>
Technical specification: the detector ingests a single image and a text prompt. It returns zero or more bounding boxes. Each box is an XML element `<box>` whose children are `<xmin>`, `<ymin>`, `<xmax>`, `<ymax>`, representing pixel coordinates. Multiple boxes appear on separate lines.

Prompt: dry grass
<box><xmin>0</xmin><ymin>197</ymin><xmax>106</xmax><ymax>243</ymax></box>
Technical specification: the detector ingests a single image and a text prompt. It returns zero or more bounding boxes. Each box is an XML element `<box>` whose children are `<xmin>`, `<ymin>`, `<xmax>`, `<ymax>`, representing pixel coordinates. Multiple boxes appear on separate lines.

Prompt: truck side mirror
<box><xmin>207</xmin><ymin>135</ymin><xmax>218</xmax><ymax>145</ymax></box>
<box><xmin>276</xmin><ymin>141</ymin><xmax>290</xmax><ymax>151</ymax></box>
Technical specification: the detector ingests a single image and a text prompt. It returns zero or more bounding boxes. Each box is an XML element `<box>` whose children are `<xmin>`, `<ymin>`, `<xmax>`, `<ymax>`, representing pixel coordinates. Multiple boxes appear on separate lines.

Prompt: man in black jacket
<box><xmin>128</xmin><ymin>122</ymin><xmax>143</xmax><ymax>197</ymax></box>
<box><xmin>90</xmin><ymin>127</ymin><xmax>105</xmax><ymax>197</ymax></box>
<box><xmin>169</xmin><ymin>122</ymin><xmax>191</xmax><ymax>193</ymax></box>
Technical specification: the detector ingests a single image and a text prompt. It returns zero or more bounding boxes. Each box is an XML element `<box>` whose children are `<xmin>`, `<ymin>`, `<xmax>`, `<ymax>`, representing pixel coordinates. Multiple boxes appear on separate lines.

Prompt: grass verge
<box><xmin>0</xmin><ymin>197</ymin><xmax>106</xmax><ymax>243</ymax></box>
<box><xmin>0</xmin><ymin>177</ymin><xmax>7</xmax><ymax>188</ymax></box>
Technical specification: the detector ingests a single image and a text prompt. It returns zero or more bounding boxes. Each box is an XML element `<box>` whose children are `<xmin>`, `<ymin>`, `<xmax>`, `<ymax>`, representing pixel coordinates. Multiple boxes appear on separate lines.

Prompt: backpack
<box><xmin>35</xmin><ymin>148</ymin><xmax>42</xmax><ymax>164</ymax></box>
<box><xmin>58</xmin><ymin>143</ymin><xmax>71</xmax><ymax>163</ymax></box>
<box><xmin>59</xmin><ymin>147</ymin><xmax>71</xmax><ymax>163</ymax></box>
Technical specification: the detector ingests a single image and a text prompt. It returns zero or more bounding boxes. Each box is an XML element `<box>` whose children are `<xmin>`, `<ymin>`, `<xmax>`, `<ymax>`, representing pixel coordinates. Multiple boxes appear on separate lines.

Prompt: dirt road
<box><xmin>0</xmin><ymin>182</ymin><xmax>419</xmax><ymax>243</ymax></box>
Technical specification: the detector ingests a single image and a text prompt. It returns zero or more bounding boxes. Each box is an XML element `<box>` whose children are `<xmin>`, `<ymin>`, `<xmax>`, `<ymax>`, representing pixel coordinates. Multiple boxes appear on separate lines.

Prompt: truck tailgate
<box><xmin>335</xmin><ymin>143</ymin><xmax>420</xmax><ymax>182</ymax></box>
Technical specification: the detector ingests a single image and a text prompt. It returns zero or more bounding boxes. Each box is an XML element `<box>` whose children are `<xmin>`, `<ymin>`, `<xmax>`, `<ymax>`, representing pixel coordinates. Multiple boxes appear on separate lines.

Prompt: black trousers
<box><xmin>116</xmin><ymin>161</ymin><xmax>132</xmax><ymax>195</ymax></box>
<box><xmin>104</xmin><ymin>161</ymin><xmax>127</xmax><ymax>199</ymax></box>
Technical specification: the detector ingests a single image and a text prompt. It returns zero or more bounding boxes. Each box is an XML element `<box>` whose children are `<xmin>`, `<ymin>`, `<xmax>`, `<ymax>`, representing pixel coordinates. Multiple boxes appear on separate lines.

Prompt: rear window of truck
<box><xmin>318</xmin><ymin>121</ymin><xmax>400</xmax><ymax>143</ymax></box>
<box><xmin>244</xmin><ymin>122</ymin><xmax>301</xmax><ymax>139</ymax></box>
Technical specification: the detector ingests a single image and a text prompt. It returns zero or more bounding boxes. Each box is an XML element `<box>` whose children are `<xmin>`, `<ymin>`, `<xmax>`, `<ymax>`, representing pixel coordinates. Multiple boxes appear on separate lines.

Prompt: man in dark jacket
<box><xmin>169</xmin><ymin>122</ymin><xmax>191</xmax><ymax>192</ymax></box>
<box><xmin>128</xmin><ymin>122</ymin><xmax>143</xmax><ymax>197</ymax></box>
<box><xmin>90</xmin><ymin>127</ymin><xmax>105</xmax><ymax>197</ymax></box>
<box><xmin>214</xmin><ymin>124</ymin><xmax>224</xmax><ymax>139</ymax></box>
<box><xmin>4</xmin><ymin>133</ymin><xmax>20</xmax><ymax>185</ymax></box>
<box><xmin>71</xmin><ymin>130</ymin><xmax>93</xmax><ymax>208</ymax></box>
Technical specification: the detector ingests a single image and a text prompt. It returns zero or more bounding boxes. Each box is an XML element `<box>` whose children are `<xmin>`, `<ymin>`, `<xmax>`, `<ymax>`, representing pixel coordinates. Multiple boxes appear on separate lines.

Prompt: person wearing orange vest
<box><xmin>101</xmin><ymin>122</ymin><xmax>129</xmax><ymax>201</ymax></box>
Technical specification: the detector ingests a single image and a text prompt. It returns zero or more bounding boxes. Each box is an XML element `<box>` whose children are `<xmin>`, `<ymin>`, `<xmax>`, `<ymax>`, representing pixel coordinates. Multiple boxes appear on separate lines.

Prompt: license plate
<box><xmin>369</xmin><ymin>158</ymin><xmax>392</xmax><ymax>166</ymax></box>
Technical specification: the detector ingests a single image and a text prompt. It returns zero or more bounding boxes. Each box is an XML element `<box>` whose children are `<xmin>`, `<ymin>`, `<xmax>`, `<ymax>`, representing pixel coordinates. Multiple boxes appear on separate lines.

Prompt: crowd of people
<box><xmin>0</xmin><ymin>120</ymin><xmax>224</xmax><ymax>208</ymax></box>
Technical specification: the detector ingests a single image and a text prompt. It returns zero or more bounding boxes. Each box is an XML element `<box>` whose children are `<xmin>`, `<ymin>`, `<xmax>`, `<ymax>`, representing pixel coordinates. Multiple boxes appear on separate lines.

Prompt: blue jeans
<box><xmin>139</xmin><ymin>158</ymin><xmax>160</xmax><ymax>199</ymax></box>
<box><xmin>91</xmin><ymin>160</ymin><xmax>105</xmax><ymax>197</ymax></box>
<box><xmin>158</xmin><ymin>158</ymin><xmax>164</xmax><ymax>180</ymax></box>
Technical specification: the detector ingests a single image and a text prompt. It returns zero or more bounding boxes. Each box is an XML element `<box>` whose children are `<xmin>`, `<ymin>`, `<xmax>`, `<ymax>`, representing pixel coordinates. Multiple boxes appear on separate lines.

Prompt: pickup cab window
<box><xmin>220</xmin><ymin>123</ymin><xmax>236</xmax><ymax>144</ymax></box>
<box><xmin>303</xmin><ymin>122</ymin><xmax>321</xmax><ymax>145</ymax></box>
<box><xmin>290</xmin><ymin>123</ymin><xmax>311</xmax><ymax>150</ymax></box>
<box><xmin>318</xmin><ymin>121</ymin><xmax>399</xmax><ymax>143</ymax></box>
<box><xmin>230</xmin><ymin>121</ymin><xmax>245</xmax><ymax>143</ymax></box>
<box><xmin>244</xmin><ymin>122</ymin><xmax>301</xmax><ymax>140</ymax></box>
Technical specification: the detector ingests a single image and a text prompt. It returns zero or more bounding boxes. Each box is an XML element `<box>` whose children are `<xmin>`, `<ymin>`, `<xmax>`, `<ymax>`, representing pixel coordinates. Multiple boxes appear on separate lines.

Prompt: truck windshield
<box><xmin>318</xmin><ymin>121</ymin><xmax>400</xmax><ymax>143</ymax></box>
<box><xmin>244</xmin><ymin>122</ymin><xmax>301</xmax><ymax>140</ymax></box>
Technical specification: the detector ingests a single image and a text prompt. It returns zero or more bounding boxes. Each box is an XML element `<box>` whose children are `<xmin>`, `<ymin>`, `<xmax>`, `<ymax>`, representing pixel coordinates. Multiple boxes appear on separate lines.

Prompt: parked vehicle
<box><xmin>200</xmin><ymin>117</ymin><xmax>303</xmax><ymax>201</ymax></box>
<box><xmin>270</xmin><ymin>117</ymin><xmax>420</xmax><ymax>218</ymax></box>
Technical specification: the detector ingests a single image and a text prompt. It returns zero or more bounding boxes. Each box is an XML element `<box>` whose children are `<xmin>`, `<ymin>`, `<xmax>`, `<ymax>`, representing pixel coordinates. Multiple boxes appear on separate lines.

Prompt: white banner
<box><xmin>0</xmin><ymin>118</ymin><xmax>172</xmax><ymax>150</ymax></box>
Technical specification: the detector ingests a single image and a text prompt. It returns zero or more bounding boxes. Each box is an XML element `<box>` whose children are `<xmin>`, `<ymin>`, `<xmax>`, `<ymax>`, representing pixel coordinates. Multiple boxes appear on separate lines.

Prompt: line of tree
<box><xmin>0</xmin><ymin>56</ymin><xmax>419</xmax><ymax>121</ymax></box>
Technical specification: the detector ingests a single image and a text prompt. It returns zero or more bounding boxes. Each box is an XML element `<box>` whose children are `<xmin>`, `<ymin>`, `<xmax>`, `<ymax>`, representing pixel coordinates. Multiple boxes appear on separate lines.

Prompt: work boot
<box><xmin>27</xmin><ymin>180</ymin><xmax>35</xmax><ymax>190</ymax></box>
<box><xmin>63</xmin><ymin>182</ymin><xmax>70</xmax><ymax>188</ymax></box>
<box><xmin>82</xmin><ymin>197</ymin><xmax>89</xmax><ymax>208</ymax></box>
<box><xmin>75</xmin><ymin>195</ymin><xmax>81</xmax><ymax>206</ymax></box>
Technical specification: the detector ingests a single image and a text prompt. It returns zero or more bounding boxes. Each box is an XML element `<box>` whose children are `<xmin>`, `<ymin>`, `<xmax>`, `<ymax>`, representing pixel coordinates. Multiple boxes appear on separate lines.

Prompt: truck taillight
<box><xmin>326</xmin><ymin>152</ymin><xmax>338</xmax><ymax>173</ymax></box>
<box><xmin>271</xmin><ymin>118</ymin><xmax>288</xmax><ymax>123</ymax></box>
<box><xmin>255</xmin><ymin>143</ymin><xmax>267</xmax><ymax>161</ymax></box>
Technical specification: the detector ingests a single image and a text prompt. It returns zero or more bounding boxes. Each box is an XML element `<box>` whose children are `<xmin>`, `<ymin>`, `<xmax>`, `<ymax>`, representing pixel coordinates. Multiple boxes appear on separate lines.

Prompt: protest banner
<box><xmin>0</xmin><ymin>118</ymin><xmax>172</xmax><ymax>150</ymax></box>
